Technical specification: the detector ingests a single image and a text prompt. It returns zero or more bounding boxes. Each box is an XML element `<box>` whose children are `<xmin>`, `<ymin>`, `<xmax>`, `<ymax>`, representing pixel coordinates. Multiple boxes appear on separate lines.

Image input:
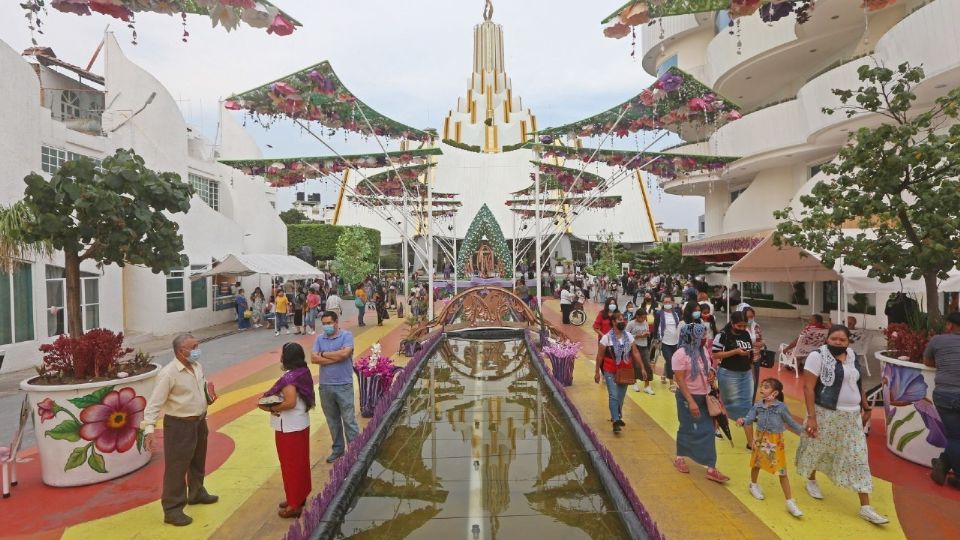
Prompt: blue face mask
<box><xmin>188</xmin><ymin>349</ymin><xmax>201</xmax><ymax>363</ymax></box>
<box><xmin>692</xmin><ymin>311</ymin><xmax>702</xmax><ymax>319</ymax></box>
<box><xmin>322</xmin><ymin>324</ymin><xmax>336</xmax><ymax>337</ymax></box>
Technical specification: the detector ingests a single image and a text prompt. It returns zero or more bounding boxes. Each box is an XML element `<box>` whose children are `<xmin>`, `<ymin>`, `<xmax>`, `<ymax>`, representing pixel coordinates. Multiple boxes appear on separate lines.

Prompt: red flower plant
<box><xmin>882</xmin><ymin>323</ymin><xmax>934</xmax><ymax>363</ymax></box>
<box><xmin>39</xmin><ymin>328</ymin><xmax>133</xmax><ymax>380</ymax></box>
<box><xmin>79</xmin><ymin>387</ymin><xmax>146</xmax><ymax>453</ymax></box>
<box><xmin>37</xmin><ymin>398</ymin><xmax>57</xmax><ymax>423</ymax></box>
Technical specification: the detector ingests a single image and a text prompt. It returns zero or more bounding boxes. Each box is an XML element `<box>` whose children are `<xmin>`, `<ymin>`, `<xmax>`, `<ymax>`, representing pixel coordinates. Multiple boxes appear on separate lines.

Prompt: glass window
<box><xmin>45</xmin><ymin>265</ymin><xmax>100</xmax><ymax>335</ymax></box>
<box><xmin>730</xmin><ymin>187</ymin><xmax>747</xmax><ymax>203</ymax></box>
<box><xmin>82</xmin><ymin>277</ymin><xmax>100</xmax><ymax>331</ymax></box>
<box><xmin>715</xmin><ymin>10</ymin><xmax>733</xmax><ymax>35</ymax></box>
<box><xmin>190</xmin><ymin>265</ymin><xmax>209</xmax><ymax>309</ymax></box>
<box><xmin>656</xmin><ymin>55</ymin><xmax>678</xmax><ymax>77</ymax></box>
<box><xmin>0</xmin><ymin>263</ymin><xmax>34</xmax><ymax>345</ymax></box>
<box><xmin>40</xmin><ymin>146</ymin><xmax>101</xmax><ymax>174</ymax></box>
<box><xmin>60</xmin><ymin>90</ymin><xmax>81</xmax><ymax>119</ymax></box>
<box><xmin>166</xmin><ymin>269</ymin><xmax>185</xmax><ymax>313</ymax></box>
<box><xmin>189</xmin><ymin>173</ymin><xmax>220</xmax><ymax>212</ymax></box>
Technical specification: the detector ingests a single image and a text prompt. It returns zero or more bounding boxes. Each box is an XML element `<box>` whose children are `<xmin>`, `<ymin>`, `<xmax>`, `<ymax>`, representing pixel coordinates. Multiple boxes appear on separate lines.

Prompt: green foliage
<box><xmin>0</xmin><ymin>200</ymin><xmax>53</xmax><ymax>271</ymax></box>
<box><xmin>633</xmin><ymin>242</ymin><xmax>706</xmax><ymax>276</ymax></box>
<box><xmin>774</xmin><ymin>63</ymin><xmax>960</xmax><ymax>326</ymax></box>
<box><xmin>442</xmin><ymin>139</ymin><xmax>482</xmax><ymax>153</ymax></box>
<box><xmin>287</xmin><ymin>223</ymin><xmax>380</xmax><ymax>262</ymax></box>
<box><xmin>335</xmin><ymin>226</ymin><xmax>375</xmax><ymax>287</ymax></box>
<box><xmin>587</xmin><ymin>233</ymin><xmax>625</xmax><ymax>279</ymax></box>
<box><xmin>278</xmin><ymin>208</ymin><xmax>308</xmax><ymax>225</ymax></box>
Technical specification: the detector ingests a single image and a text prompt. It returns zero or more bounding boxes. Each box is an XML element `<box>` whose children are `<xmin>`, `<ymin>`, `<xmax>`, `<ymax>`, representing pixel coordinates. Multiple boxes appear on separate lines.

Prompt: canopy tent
<box><xmin>192</xmin><ymin>254</ymin><xmax>322</xmax><ymax>281</ymax></box>
<box><xmin>536</xmin><ymin>67</ymin><xmax>740</xmax><ymax>139</ymax></box>
<box><xmin>225</xmin><ymin>60</ymin><xmax>433</xmax><ymax>141</ymax></box>
<box><xmin>527</xmin><ymin>143</ymin><xmax>740</xmax><ymax>180</ymax></box>
<box><xmin>729</xmin><ymin>234</ymin><xmax>960</xmax><ymax>293</ymax></box>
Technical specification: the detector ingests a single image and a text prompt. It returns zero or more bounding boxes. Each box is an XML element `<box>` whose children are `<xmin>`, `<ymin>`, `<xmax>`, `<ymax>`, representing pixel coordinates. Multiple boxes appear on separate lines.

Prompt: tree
<box><xmin>636</xmin><ymin>242</ymin><xmax>706</xmax><ymax>276</ymax></box>
<box><xmin>774</xmin><ymin>63</ymin><xmax>960</xmax><ymax>327</ymax></box>
<box><xmin>20</xmin><ymin>149</ymin><xmax>193</xmax><ymax>336</ymax></box>
<box><xmin>279</xmin><ymin>207</ymin><xmax>308</xmax><ymax>225</ymax></box>
<box><xmin>0</xmin><ymin>200</ymin><xmax>52</xmax><ymax>271</ymax></box>
<box><xmin>587</xmin><ymin>233</ymin><xmax>623</xmax><ymax>278</ymax></box>
<box><xmin>335</xmin><ymin>225</ymin><xmax>375</xmax><ymax>288</ymax></box>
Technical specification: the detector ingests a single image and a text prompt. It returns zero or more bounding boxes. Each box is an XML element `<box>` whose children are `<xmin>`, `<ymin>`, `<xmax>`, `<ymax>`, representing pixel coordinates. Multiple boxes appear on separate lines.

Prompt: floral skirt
<box><xmin>750</xmin><ymin>431</ymin><xmax>787</xmax><ymax>476</ymax></box>
<box><xmin>795</xmin><ymin>405</ymin><xmax>873</xmax><ymax>493</ymax></box>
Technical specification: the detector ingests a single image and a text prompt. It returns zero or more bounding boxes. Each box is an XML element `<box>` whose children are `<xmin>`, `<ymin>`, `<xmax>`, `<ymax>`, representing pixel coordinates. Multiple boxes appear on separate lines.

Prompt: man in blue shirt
<box><xmin>311</xmin><ymin>310</ymin><xmax>359</xmax><ymax>463</ymax></box>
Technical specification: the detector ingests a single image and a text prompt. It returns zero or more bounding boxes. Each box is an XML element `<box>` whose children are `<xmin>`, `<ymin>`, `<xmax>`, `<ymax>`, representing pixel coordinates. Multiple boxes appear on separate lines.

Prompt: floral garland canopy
<box><xmin>511</xmin><ymin>162</ymin><xmax>610</xmax><ymax>195</ymax></box>
<box><xmin>354</xmin><ymin>163</ymin><xmax>437</xmax><ymax>198</ymax></box>
<box><xmin>225</xmin><ymin>60</ymin><xmax>433</xmax><ymax>142</ymax></box>
<box><xmin>527</xmin><ymin>143</ymin><xmax>739</xmax><ymax>180</ymax></box>
<box><xmin>25</xmin><ymin>1</ymin><xmax>300</xmax><ymax>40</ymax></box>
<box><xmin>536</xmin><ymin>67</ymin><xmax>740</xmax><ymax>140</ymax></box>
<box><xmin>602</xmin><ymin>1</ymin><xmax>899</xmax><ymax>37</ymax></box>
<box><xmin>219</xmin><ymin>148</ymin><xmax>442</xmax><ymax>187</ymax></box>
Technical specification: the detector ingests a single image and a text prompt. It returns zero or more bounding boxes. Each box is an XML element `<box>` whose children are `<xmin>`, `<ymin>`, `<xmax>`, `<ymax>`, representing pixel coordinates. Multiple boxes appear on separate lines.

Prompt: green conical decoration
<box><xmin>457</xmin><ymin>204</ymin><xmax>513</xmax><ymax>279</ymax></box>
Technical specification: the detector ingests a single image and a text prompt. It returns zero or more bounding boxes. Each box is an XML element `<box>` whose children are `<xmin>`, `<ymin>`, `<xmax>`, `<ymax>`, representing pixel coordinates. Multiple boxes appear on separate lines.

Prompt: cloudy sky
<box><xmin>0</xmin><ymin>0</ymin><xmax>704</xmax><ymax>231</ymax></box>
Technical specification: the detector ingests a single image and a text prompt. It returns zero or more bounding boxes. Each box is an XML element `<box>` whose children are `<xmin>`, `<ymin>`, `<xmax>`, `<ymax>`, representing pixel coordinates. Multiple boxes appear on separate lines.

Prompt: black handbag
<box><xmin>759</xmin><ymin>348</ymin><xmax>776</xmax><ymax>368</ymax></box>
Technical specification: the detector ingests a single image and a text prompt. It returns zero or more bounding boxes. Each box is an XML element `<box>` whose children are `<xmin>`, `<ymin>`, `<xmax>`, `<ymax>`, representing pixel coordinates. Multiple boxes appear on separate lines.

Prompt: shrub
<box><xmin>882</xmin><ymin>323</ymin><xmax>933</xmax><ymax>363</ymax></box>
<box><xmin>287</xmin><ymin>223</ymin><xmax>380</xmax><ymax>263</ymax></box>
<box><xmin>38</xmin><ymin>329</ymin><xmax>134</xmax><ymax>381</ymax></box>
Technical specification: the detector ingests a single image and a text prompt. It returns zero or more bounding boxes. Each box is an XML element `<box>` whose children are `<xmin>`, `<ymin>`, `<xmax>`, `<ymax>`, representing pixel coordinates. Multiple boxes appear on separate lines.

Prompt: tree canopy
<box><xmin>335</xmin><ymin>225</ymin><xmax>376</xmax><ymax>288</ymax></box>
<box><xmin>278</xmin><ymin>207</ymin><xmax>308</xmax><ymax>225</ymax></box>
<box><xmin>634</xmin><ymin>242</ymin><xmax>706</xmax><ymax>276</ymax></box>
<box><xmin>774</xmin><ymin>63</ymin><xmax>960</xmax><ymax>326</ymax></box>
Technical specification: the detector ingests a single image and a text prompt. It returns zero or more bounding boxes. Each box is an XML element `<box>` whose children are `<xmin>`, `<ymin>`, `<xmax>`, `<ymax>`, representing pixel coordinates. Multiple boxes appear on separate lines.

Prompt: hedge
<box><xmin>287</xmin><ymin>223</ymin><xmax>380</xmax><ymax>263</ymax></box>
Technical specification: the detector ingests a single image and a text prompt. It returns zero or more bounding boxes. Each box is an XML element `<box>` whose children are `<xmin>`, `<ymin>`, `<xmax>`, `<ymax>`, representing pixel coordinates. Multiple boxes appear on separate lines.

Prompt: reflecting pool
<box><xmin>336</xmin><ymin>336</ymin><xmax>629</xmax><ymax>539</ymax></box>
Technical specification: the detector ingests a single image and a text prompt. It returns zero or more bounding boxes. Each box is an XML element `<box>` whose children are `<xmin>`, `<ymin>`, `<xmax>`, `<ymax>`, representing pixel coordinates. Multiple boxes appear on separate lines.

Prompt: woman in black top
<box><xmin>713</xmin><ymin>310</ymin><xmax>757</xmax><ymax>448</ymax></box>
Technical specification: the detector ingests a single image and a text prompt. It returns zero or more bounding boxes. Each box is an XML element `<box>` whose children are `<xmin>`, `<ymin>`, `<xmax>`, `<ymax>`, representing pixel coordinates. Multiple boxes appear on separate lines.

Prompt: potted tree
<box><xmin>7</xmin><ymin>149</ymin><xmax>193</xmax><ymax>486</ymax></box>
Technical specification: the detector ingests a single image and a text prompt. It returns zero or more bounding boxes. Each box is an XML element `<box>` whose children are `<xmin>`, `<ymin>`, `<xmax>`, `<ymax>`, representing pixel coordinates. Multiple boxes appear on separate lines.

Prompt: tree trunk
<box><xmin>924</xmin><ymin>271</ymin><xmax>942</xmax><ymax>329</ymax></box>
<box><xmin>64</xmin><ymin>251</ymin><xmax>84</xmax><ymax>337</ymax></box>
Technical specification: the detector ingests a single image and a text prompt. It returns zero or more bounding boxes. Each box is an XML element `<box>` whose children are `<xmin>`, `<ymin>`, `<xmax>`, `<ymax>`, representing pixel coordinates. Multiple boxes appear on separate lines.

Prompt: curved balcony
<box><xmin>640</xmin><ymin>14</ymin><xmax>709</xmax><ymax>76</ymax></box>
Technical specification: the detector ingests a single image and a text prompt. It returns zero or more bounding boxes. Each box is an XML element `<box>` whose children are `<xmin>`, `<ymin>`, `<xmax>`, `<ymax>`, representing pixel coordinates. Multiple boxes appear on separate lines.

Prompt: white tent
<box><xmin>191</xmin><ymin>254</ymin><xmax>323</xmax><ymax>281</ymax></box>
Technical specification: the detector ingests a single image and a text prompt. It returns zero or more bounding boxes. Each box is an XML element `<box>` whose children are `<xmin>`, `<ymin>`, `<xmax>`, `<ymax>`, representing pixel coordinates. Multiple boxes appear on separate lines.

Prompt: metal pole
<box><xmin>452</xmin><ymin>213</ymin><xmax>458</xmax><ymax>295</ymax></box>
<box><xmin>403</xmin><ymin>193</ymin><xmax>410</xmax><ymax>301</ymax></box>
<box><xmin>512</xmin><ymin>210</ymin><xmax>517</xmax><ymax>293</ymax></box>
<box><xmin>427</xmin><ymin>157</ymin><xmax>435</xmax><ymax>320</ymax></box>
<box><xmin>535</xmin><ymin>167</ymin><xmax>543</xmax><ymax>309</ymax></box>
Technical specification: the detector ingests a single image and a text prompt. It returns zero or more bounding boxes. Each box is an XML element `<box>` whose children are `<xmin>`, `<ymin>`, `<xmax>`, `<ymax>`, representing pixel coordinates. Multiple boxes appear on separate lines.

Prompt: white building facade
<box><xmin>645</xmin><ymin>0</ymin><xmax>959</xmax><ymax>319</ymax></box>
<box><xmin>0</xmin><ymin>33</ymin><xmax>286</xmax><ymax>373</ymax></box>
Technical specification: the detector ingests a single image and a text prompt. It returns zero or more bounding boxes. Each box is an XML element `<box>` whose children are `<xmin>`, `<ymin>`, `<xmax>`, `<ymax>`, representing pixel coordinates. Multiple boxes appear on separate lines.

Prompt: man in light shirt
<box><xmin>559</xmin><ymin>284</ymin><xmax>575</xmax><ymax>324</ymax></box>
<box><xmin>142</xmin><ymin>334</ymin><xmax>218</xmax><ymax>526</ymax></box>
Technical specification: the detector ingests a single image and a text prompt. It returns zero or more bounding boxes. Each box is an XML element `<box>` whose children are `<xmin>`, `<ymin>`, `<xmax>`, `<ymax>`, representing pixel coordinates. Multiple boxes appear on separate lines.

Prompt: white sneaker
<box><xmin>274</xmin><ymin>330</ymin><xmax>280</xmax><ymax>336</ymax></box>
<box><xmin>805</xmin><ymin>480</ymin><xmax>824</xmax><ymax>500</ymax></box>
<box><xmin>858</xmin><ymin>505</ymin><xmax>889</xmax><ymax>525</ymax></box>
<box><xmin>786</xmin><ymin>499</ymin><xmax>803</xmax><ymax>517</ymax></box>
<box><xmin>748</xmin><ymin>483</ymin><xmax>765</xmax><ymax>500</ymax></box>
<box><xmin>285</xmin><ymin>329</ymin><xmax>290</xmax><ymax>335</ymax></box>
<box><xmin>643</xmin><ymin>386</ymin><xmax>656</xmax><ymax>396</ymax></box>
<box><xmin>633</xmin><ymin>383</ymin><xmax>641</xmax><ymax>392</ymax></box>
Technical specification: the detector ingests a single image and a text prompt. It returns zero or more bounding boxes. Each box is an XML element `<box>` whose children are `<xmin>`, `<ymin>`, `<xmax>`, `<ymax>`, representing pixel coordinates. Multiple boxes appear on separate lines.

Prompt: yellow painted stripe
<box><xmin>64</xmin><ymin>321</ymin><xmax>400</xmax><ymax>539</ymax></box>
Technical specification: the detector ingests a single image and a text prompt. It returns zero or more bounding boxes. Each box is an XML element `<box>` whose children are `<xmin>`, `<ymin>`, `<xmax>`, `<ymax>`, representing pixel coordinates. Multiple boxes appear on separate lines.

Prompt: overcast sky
<box><xmin>0</xmin><ymin>0</ymin><xmax>704</xmax><ymax>232</ymax></box>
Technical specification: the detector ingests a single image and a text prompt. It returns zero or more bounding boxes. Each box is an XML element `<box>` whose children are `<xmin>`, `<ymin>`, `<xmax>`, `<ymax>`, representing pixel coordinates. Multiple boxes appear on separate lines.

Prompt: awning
<box><xmin>191</xmin><ymin>254</ymin><xmax>322</xmax><ymax>281</ymax></box>
<box><xmin>681</xmin><ymin>228</ymin><xmax>771</xmax><ymax>262</ymax></box>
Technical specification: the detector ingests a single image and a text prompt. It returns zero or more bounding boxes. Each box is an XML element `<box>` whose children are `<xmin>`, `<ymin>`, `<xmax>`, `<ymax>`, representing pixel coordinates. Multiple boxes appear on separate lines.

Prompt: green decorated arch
<box><xmin>457</xmin><ymin>204</ymin><xmax>513</xmax><ymax>279</ymax></box>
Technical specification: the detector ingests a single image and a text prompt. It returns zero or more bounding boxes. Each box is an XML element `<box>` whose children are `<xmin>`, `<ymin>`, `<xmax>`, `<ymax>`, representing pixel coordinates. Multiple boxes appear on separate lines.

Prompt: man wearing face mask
<box><xmin>311</xmin><ymin>310</ymin><xmax>360</xmax><ymax>464</ymax></box>
<box><xmin>141</xmin><ymin>333</ymin><xmax>219</xmax><ymax>526</ymax></box>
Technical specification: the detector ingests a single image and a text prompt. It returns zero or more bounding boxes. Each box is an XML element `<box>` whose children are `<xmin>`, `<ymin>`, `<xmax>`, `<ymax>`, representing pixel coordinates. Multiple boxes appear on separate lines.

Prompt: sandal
<box><xmin>278</xmin><ymin>501</ymin><xmax>288</xmax><ymax>509</ymax></box>
<box><xmin>278</xmin><ymin>507</ymin><xmax>302</xmax><ymax>518</ymax></box>
<box><xmin>673</xmin><ymin>457</ymin><xmax>689</xmax><ymax>474</ymax></box>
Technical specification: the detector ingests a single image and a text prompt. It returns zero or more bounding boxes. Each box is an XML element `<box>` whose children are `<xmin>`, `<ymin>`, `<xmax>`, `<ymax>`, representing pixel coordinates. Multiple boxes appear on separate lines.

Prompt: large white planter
<box><xmin>20</xmin><ymin>364</ymin><xmax>159</xmax><ymax>487</ymax></box>
<box><xmin>876</xmin><ymin>352</ymin><xmax>944</xmax><ymax>468</ymax></box>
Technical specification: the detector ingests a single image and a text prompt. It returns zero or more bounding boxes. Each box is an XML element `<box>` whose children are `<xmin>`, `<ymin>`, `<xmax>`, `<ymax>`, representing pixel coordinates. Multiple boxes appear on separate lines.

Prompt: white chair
<box><xmin>1</xmin><ymin>396</ymin><xmax>30</xmax><ymax>498</ymax></box>
<box><xmin>849</xmin><ymin>329</ymin><xmax>871</xmax><ymax>376</ymax></box>
<box><xmin>778</xmin><ymin>328</ymin><xmax>828</xmax><ymax>378</ymax></box>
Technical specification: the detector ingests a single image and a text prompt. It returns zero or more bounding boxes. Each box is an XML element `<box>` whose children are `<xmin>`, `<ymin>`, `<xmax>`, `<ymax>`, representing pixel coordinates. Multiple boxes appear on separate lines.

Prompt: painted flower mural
<box><xmin>882</xmin><ymin>362</ymin><xmax>946</xmax><ymax>453</ymax></box>
<box><xmin>37</xmin><ymin>385</ymin><xmax>148</xmax><ymax>474</ymax></box>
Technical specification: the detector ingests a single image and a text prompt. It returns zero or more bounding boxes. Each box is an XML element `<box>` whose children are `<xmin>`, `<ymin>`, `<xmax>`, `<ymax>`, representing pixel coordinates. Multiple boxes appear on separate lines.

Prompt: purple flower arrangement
<box><xmin>543</xmin><ymin>340</ymin><xmax>582</xmax><ymax>387</ymax></box>
<box><xmin>285</xmin><ymin>332</ymin><xmax>443</xmax><ymax>540</ymax></box>
<box><xmin>526</xmin><ymin>331</ymin><xmax>664</xmax><ymax>540</ymax></box>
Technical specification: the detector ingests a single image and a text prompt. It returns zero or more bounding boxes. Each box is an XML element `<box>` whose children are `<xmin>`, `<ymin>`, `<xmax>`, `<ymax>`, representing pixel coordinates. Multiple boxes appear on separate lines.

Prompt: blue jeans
<box><xmin>276</xmin><ymin>313</ymin><xmax>289</xmax><ymax>330</ymax></box>
<box><xmin>661</xmin><ymin>343</ymin><xmax>677</xmax><ymax>380</ymax></box>
<box><xmin>603</xmin><ymin>372</ymin><xmax>628</xmax><ymax>423</ymax></box>
<box><xmin>717</xmin><ymin>367</ymin><xmax>754</xmax><ymax>421</ymax></box>
<box><xmin>934</xmin><ymin>389</ymin><xmax>960</xmax><ymax>475</ymax></box>
<box><xmin>319</xmin><ymin>383</ymin><xmax>360</xmax><ymax>455</ymax></box>
<box><xmin>357</xmin><ymin>304</ymin><xmax>366</xmax><ymax>326</ymax></box>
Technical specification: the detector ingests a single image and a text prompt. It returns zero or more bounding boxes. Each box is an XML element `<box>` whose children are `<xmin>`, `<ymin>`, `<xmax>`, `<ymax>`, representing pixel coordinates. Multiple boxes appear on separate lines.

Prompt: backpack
<box><xmin>354</xmin><ymin>296</ymin><xmax>364</xmax><ymax>308</ymax></box>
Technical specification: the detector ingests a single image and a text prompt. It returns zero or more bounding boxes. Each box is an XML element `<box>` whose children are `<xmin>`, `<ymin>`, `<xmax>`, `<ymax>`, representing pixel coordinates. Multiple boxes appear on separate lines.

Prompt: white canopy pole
<box><xmin>512</xmin><ymin>210</ymin><xmax>518</xmax><ymax>293</ymax></box>
<box><xmin>535</xmin><ymin>166</ymin><xmax>543</xmax><ymax>308</ymax></box>
<box><xmin>811</xmin><ymin>281</ymin><xmax>817</xmax><ymax>317</ymax></box>
<box><xmin>427</xmin><ymin>158</ymin><xmax>435</xmax><ymax>321</ymax></box>
<box><xmin>402</xmin><ymin>193</ymin><xmax>409</xmax><ymax>301</ymax></box>
<box><xmin>452</xmin><ymin>212</ymin><xmax>458</xmax><ymax>296</ymax></box>
<box><xmin>726</xmin><ymin>270</ymin><xmax>731</xmax><ymax>315</ymax></box>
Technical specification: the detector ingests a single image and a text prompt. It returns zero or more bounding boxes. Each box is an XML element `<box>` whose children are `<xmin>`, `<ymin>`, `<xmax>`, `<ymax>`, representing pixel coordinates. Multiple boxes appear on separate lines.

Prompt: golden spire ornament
<box><xmin>483</xmin><ymin>0</ymin><xmax>493</xmax><ymax>21</ymax></box>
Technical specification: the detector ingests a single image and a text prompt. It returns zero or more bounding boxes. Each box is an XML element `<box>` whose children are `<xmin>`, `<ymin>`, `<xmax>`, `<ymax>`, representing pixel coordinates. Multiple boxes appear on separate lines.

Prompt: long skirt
<box><xmin>795</xmin><ymin>405</ymin><xmax>873</xmax><ymax>493</ymax></box>
<box><xmin>675</xmin><ymin>392</ymin><xmax>717</xmax><ymax>468</ymax></box>
<box><xmin>717</xmin><ymin>367</ymin><xmax>753</xmax><ymax>421</ymax></box>
<box><xmin>276</xmin><ymin>428</ymin><xmax>312</xmax><ymax>509</ymax></box>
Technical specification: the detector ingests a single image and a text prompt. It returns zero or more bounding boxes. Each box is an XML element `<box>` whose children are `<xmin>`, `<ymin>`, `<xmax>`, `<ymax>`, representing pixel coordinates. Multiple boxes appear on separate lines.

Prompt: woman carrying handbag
<box><xmin>594</xmin><ymin>312</ymin><xmax>648</xmax><ymax>434</ymax></box>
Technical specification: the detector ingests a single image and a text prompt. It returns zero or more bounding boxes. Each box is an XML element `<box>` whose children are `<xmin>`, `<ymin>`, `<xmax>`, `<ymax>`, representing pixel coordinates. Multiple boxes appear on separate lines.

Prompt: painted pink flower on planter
<box><xmin>79</xmin><ymin>387</ymin><xmax>146</xmax><ymax>453</ymax></box>
<box><xmin>37</xmin><ymin>398</ymin><xmax>57</xmax><ymax>423</ymax></box>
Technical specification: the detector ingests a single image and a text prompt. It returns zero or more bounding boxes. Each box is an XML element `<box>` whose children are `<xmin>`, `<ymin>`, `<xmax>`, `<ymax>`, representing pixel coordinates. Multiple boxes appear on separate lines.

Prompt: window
<box><xmin>743</xmin><ymin>282</ymin><xmax>763</xmax><ymax>297</ymax></box>
<box><xmin>189</xmin><ymin>173</ymin><xmax>220</xmax><ymax>211</ymax></box>
<box><xmin>715</xmin><ymin>10</ymin><xmax>733</xmax><ymax>35</ymax></box>
<box><xmin>1</xmin><ymin>263</ymin><xmax>35</xmax><ymax>345</ymax></box>
<box><xmin>166</xmin><ymin>269</ymin><xmax>185</xmax><ymax>313</ymax></box>
<box><xmin>60</xmin><ymin>90</ymin><xmax>81</xmax><ymax>119</ymax></box>
<box><xmin>730</xmin><ymin>187</ymin><xmax>747</xmax><ymax>203</ymax></box>
<box><xmin>809</xmin><ymin>161</ymin><xmax>829</xmax><ymax>179</ymax></box>
<box><xmin>41</xmin><ymin>145</ymin><xmax>101</xmax><ymax>174</ymax></box>
<box><xmin>656</xmin><ymin>55</ymin><xmax>678</xmax><ymax>77</ymax></box>
<box><xmin>45</xmin><ymin>265</ymin><xmax>100</xmax><ymax>335</ymax></box>
<box><xmin>190</xmin><ymin>265</ymin><xmax>209</xmax><ymax>309</ymax></box>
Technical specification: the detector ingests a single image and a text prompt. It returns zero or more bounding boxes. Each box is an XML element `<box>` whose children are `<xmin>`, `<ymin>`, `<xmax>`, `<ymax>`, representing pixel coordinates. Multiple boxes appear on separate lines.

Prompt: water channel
<box><xmin>335</xmin><ymin>335</ymin><xmax>630</xmax><ymax>539</ymax></box>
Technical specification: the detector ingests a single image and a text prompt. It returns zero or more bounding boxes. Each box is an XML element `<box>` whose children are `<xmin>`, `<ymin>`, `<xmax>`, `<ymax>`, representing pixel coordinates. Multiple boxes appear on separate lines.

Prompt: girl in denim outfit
<box><xmin>737</xmin><ymin>378</ymin><xmax>805</xmax><ymax>517</ymax></box>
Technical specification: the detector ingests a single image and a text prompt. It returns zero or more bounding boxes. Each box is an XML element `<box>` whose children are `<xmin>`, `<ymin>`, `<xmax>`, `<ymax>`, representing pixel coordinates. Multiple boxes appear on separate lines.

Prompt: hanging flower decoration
<box><xmin>760</xmin><ymin>0</ymin><xmax>794</xmax><ymax>22</ymax></box>
<box><xmin>525</xmin><ymin>145</ymin><xmax>738</xmax><ymax>180</ymax></box>
<box><xmin>27</xmin><ymin>0</ymin><xmax>300</xmax><ymax>39</ymax></box>
<box><xmin>219</xmin><ymin>148</ymin><xmax>442</xmax><ymax>187</ymax></box>
<box><xmin>536</xmin><ymin>67</ymin><xmax>740</xmax><ymax>140</ymax></box>
<box><xmin>226</xmin><ymin>60</ymin><xmax>432</xmax><ymax>141</ymax></box>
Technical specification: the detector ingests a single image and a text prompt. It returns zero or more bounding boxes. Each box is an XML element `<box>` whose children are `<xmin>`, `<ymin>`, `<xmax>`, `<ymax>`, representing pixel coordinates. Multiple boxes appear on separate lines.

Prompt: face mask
<box><xmin>827</xmin><ymin>344</ymin><xmax>847</xmax><ymax>357</ymax></box>
<box><xmin>608</xmin><ymin>304</ymin><xmax>617</xmax><ymax>311</ymax></box>
<box><xmin>692</xmin><ymin>311</ymin><xmax>701</xmax><ymax>319</ymax></box>
<box><xmin>615</xmin><ymin>322</ymin><xmax>627</xmax><ymax>331</ymax></box>
<box><xmin>748</xmin><ymin>319</ymin><xmax>756</xmax><ymax>326</ymax></box>
<box><xmin>663</xmin><ymin>304</ymin><xmax>673</xmax><ymax>311</ymax></box>
<box><xmin>188</xmin><ymin>349</ymin><xmax>201</xmax><ymax>363</ymax></box>
<box><xmin>322</xmin><ymin>324</ymin><xmax>336</xmax><ymax>336</ymax></box>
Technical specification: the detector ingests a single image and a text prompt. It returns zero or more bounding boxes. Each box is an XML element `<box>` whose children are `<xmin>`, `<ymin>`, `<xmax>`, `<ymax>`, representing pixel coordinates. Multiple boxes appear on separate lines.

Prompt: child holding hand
<box><xmin>737</xmin><ymin>378</ymin><xmax>805</xmax><ymax>517</ymax></box>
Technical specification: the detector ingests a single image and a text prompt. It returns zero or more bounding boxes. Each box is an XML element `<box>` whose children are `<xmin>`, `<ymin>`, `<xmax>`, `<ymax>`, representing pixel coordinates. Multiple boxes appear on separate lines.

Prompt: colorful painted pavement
<box><xmin>4</xmin><ymin>297</ymin><xmax>959</xmax><ymax>539</ymax></box>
